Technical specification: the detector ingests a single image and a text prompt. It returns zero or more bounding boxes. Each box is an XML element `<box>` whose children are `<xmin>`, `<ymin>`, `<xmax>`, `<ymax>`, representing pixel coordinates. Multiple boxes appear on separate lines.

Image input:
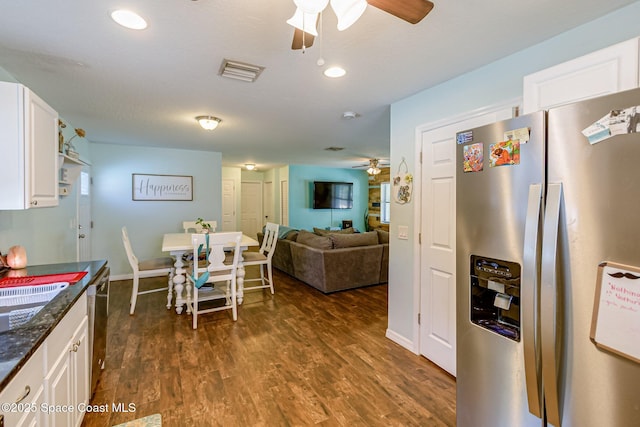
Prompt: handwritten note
<box><xmin>590</xmin><ymin>262</ymin><xmax>640</xmax><ymax>364</ymax></box>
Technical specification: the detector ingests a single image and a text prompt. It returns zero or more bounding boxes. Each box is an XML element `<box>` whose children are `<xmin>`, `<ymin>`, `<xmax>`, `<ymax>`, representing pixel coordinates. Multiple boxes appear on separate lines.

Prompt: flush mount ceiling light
<box><xmin>111</xmin><ymin>10</ymin><xmax>148</xmax><ymax>30</ymax></box>
<box><xmin>196</xmin><ymin>116</ymin><xmax>222</xmax><ymax>130</ymax></box>
<box><xmin>245</xmin><ymin>163</ymin><xmax>256</xmax><ymax>170</ymax></box>
<box><xmin>324</xmin><ymin>66</ymin><xmax>346</xmax><ymax>78</ymax></box>
<box><xmin>342</xmin><ymin>111</ymin><xmax>360</xmax><ymax>119</ymax></box>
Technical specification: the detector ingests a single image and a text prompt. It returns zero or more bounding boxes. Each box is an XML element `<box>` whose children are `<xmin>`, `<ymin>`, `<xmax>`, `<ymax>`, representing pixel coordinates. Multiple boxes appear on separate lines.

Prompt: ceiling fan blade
<box><xmin>367</xmin><ymin>0</ymin><xmax>434</xmax><ymax>24</ymax></box>
<box><xmin>292</xmin><ymin>28</ymin><xmax>315</xmax><ymax>50</ymax></box>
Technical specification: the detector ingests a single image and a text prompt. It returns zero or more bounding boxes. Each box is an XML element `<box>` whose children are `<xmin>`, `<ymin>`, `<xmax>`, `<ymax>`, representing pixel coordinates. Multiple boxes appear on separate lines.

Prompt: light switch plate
<box><xmin>398</xmin><ymin>225</ymin><xmax>409</xmax><ymax>240</ymax></box>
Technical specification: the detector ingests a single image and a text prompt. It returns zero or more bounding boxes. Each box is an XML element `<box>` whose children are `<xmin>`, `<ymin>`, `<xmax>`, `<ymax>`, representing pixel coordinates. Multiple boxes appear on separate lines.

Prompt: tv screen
<box><xmin>313</xmin><ymin>181</ymin><xmax>353</xmax><ymax>209</ymax></box>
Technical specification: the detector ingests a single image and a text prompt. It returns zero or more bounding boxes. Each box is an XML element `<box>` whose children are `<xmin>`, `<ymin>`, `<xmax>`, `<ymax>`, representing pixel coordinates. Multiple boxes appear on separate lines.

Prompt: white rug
<box><xmin>112</xmin><ymin>413</ymin><xmax>161</xmax><ymax>427</ymax></box>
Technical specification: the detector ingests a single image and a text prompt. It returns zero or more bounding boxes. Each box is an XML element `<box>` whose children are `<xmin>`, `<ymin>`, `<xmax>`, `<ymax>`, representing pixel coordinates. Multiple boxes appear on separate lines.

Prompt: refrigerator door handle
<box><xmin>522</xmin><ymin>183</ymin><xmax>543</xmax><ymax>418</ymax></box>
<box><xmin>541</xmin><ymin>182</ymin><xmax>563</xmax><ymax>427</ymax></box>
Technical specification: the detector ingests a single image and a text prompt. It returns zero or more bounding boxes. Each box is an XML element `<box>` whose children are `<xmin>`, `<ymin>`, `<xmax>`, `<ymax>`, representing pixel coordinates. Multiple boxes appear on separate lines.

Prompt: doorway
<box><xmin>418</xmin><ymin>104</ymin><xmax>515</xmax><ymax>376</ymax></box>
<box><xmin>241</xmin><ymin>181</ymin><xmax>263</xmax><ymax>238</ymax></box>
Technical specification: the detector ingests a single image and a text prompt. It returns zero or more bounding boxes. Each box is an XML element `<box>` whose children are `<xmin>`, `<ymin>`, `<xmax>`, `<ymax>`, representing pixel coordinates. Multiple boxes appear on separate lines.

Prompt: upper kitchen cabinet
<box><xmin>523</xmin><ymin>37</ymin><xmax>639</xmax><ymax>114</ymax></box>
<box><xmin>0</xmin><ymin>81</ymin><xmax>59</xmax><ymax>209</ymax></box>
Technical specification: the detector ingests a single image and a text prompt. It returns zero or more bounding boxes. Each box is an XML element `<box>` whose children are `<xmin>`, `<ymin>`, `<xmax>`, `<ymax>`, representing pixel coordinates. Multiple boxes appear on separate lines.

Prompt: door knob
<box><xmin>79</xmin><ymin>234</ymin><xmax>86</xmax><ymax>238</ymax></box>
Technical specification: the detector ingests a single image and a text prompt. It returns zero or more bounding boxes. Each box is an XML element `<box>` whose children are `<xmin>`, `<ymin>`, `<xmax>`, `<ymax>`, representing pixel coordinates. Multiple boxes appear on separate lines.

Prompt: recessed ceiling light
<box><xmin>324</xmin><ymin>66</ymin><xmax>346</xmax><ymax>78</ymax></box>
<box><xmin>111</xmin><ymin>10</ymin><xmax>148</xmax><ymax>30</ymax></box>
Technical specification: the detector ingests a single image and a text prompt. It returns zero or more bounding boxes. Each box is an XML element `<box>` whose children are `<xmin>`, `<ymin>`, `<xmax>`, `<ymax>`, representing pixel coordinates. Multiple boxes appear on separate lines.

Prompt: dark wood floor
<box><xmin>82</xmin><ymin>268</ymin><xmax>456</xmax><ymax>427</ymax></box>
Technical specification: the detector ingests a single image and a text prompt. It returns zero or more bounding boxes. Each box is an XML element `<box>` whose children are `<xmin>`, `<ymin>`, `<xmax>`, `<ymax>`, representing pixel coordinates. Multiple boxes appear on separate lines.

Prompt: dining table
<box><xmin>161</xmin><ymin>232</ymin><xmax>259</xmax><ymax>314</ymax></box>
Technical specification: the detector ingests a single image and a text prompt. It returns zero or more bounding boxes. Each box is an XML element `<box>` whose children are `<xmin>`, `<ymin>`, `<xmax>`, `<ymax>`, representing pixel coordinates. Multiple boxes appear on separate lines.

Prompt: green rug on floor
<box><xmin>112</xmin><ymin>413</ymin><xmax>161</xmax><ymax>427</ymax></box>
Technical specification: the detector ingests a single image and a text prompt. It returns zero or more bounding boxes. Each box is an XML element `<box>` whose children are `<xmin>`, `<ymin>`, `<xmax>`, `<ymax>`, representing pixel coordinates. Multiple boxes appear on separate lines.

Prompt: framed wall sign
<box><xmin>132</xmin><ymin>174</ymin><xmax>193</xmax><ymax>201</ymax></box>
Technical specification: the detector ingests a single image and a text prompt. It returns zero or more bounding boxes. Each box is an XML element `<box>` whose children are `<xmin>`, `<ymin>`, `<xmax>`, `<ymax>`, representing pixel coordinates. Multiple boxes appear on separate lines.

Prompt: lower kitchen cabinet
<box><xmin>0</xmin><ymin>292</ymin><xmax>89</xmax><ymax>427</ymax></box>
<box><xmin>0</xmin><ymin>346</ymin><xmax>46</xmax><ymax>427</ymax></box>
<box><xmin>44</xmin><ymin>315</ymin><xmax>89</xmax><ymax>427</ymax></box>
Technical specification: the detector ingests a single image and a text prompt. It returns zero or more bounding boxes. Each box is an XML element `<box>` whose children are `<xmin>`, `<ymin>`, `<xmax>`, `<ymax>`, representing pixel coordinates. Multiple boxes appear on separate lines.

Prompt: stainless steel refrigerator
<box><xmin>456</xmin><ymin>88</ymin><xmax>640</xmax><ymax>427</ymax></box>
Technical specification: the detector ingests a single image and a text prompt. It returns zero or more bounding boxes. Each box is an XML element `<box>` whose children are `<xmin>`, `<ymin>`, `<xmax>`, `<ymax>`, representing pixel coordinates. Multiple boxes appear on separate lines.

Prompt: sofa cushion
<box><xmin>284</xmin><ymin>230</ymin><xmax>299</xmax><ymax>241</ymax></box>
<box><xmin>297</xmin><ymin>229</ymin><xmax>333</xmax><ymax>250</ymax></box>
<box><xmin>376</xmin><ymin>229</ymin><xmax>390</xmax><ymax>244</ymax></box>
<box><xmin>313</xmin><ymin>227</ymin><xmax>354</xmax><ymax>236</ymax></box>
<box><xmin>330</xmin><ymin>231</ymin><xmax>378</xmax><ymax>248</ymax></box>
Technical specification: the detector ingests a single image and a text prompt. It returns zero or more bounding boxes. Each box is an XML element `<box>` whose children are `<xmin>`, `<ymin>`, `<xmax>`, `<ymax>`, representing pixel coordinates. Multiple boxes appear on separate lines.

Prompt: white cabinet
<box><xmin>44</xmin><ymin>294</ymin><xmax>88</xmax><ymax>427</ymax></box>
<box><xmin>523</xmin><ymin>37</ymin><xmax>639</xmax><ymax>113</ymax></box>
<box><xmin>44</xmin><ymin>316</ymin><xmax>89</xmax><ymax>427</ymax></box>
<box><xmin>0</xmin><ymin>292</ymin><xmax>89</xmax><ymax>427</ymax></box>
<box><xmin>0</xmin><ymin>81</ymin><xmax>59</xmax><ymax>209</ymax></box>
<box><xmin>0</xmin><ymin>346</ymin><xmax>46</xmax><ymax>427</ymax></box>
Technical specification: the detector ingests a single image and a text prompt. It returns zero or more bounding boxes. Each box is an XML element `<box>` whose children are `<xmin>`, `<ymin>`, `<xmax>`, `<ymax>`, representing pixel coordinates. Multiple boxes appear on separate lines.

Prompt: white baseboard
<box><xmin>385</xmin><ymin>328</ymin><xmax>417</xmax><ymax>354</ymax></box>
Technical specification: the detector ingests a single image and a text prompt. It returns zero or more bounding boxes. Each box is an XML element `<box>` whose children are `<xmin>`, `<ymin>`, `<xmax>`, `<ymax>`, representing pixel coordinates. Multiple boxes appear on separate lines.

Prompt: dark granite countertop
<box><xmin>0</xmin><ymin>260</ymin><xmax>107</xmax><ymax>391</ymax></box>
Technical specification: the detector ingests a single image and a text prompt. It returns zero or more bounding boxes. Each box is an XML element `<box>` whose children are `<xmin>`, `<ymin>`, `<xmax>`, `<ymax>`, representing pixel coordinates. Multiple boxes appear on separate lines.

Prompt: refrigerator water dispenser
<box><xmin>470</xmin><ymin>255</ymin><xmax>521</xmax><ymax>341</ymax></box>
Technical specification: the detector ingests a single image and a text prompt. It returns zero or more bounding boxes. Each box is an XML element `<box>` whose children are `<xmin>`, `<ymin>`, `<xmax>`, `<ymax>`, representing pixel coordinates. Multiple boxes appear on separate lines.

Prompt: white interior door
<box><xmin>419</xmin><ymin>107</ymin><xmax>513</xmax><ymax>376</ymax></box>
<box><xmin>77</xmin><ymin>166</ymin><xmax>91</xmax><ymax>261</ymax></box>
<box><xmin>263</xmin><ymin>181</ymin><xmax>273</xmax><ymax>225</ymax></box>
<box><xmin>222</xmin><ymin>179</ymin><xmax>236</xmax><ymax>231</ymax></box>
<box><xmin>241</xmin><ymin>181</ymin><xmax>262</xmax><ymax>238</ymax></box>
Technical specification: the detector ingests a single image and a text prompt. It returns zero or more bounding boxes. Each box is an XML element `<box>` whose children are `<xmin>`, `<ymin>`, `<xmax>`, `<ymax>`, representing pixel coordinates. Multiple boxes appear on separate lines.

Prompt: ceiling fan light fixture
<box><xmin>367</xmin><ymin>166</ymin><xmax>381</xmax><ymax>175</ymax></box>
<box><xmin>294</xmin><ymin>0</ymin><xmax>329</xmax><ymax>14</ymax></box>
<box><xmin>286</xmin><ymin>8</ymin><xmax>319</xmax><ymax>36</ymax></box>
<box><xmin>196</xmin><ymin>116</ymin><xmax>222</xmax><ymax>130</ymax></box>
<box><xmin>330</xmin><ymin>0</ymin><xmax>367</xmax><ymax>31</ymax></box>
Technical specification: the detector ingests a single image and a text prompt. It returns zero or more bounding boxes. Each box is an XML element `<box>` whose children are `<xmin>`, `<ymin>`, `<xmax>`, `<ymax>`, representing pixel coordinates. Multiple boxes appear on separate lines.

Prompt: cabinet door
<box><xmin>44</xmin><ymin>350</ymin><xmax>73</xmax><ymax>427</ymax></box>
<box><xmin>26</xmin><ymin>88</ymin><xmax>59</xmax><ymax>207</ymax></box>
<box><xmin>71</xmin><ymin>316</ymin><xmax>89</xmax><ymax>427</ymax></box>
<box><xmin>523</xmin><ymin>37</ymin><xmax>639</xmax><ymax>113</ymax></box>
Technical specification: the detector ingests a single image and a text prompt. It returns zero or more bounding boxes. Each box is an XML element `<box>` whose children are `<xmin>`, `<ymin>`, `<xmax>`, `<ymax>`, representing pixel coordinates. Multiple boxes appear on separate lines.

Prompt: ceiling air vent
<box><xmin>219</xmin><ymin>59</ymin><xmax>265</xmax><ymax>82</ymax></box>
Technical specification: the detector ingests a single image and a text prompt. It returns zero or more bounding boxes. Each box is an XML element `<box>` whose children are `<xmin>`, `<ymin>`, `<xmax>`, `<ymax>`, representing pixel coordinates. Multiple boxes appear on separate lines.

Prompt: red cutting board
<box><xmin>0</xmin><ymin>271</ymin><xmax>88</xmax><ymax>288</ymax></box>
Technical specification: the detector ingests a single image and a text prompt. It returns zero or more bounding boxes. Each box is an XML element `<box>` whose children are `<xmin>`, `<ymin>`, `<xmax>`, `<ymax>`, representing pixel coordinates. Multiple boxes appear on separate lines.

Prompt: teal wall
<box><xmin>386</xmin><ymin>3</ymin><xmax>640</xmax><ymax>349</ymax></box>
<box><xmin>288</xmin><ymin>165</ymin><xmax>368</xmax><ymax>231</ymax></box>
<box><xmin>90</xmin><ymin>143</ymin><xmax>222</xmax><ymax>276</ymax></box>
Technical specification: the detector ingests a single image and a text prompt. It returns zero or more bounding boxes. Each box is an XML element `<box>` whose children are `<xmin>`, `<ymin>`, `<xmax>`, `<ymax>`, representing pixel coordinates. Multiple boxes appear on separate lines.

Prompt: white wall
<box><xmin>90</xmin><ymin>143</ymin><xmax>222</xmax><ymax>277</ymax></box>
<box><xmin>387</xmin><ymin>3</ymin><xmax>640</xmax><ymax>348</ymax></box>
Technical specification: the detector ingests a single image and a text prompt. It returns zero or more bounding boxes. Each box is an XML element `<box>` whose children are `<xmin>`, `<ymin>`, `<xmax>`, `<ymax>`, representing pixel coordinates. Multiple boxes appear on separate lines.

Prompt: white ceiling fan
<box><xmin>352</xmin><ymin>158</ymin><xmax>389</xmax><ymax>175</ymax></box>
<box><xmin>288</xmin><ymin>0</ymin><xmax>435</xmax><ymax>50</ymax></box>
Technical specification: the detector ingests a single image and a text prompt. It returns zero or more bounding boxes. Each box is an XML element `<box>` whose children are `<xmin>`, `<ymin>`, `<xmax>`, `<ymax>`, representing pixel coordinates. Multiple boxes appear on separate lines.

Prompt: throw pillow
<box><xmin>313</xmin><ymin>227</ymin><xmax>354</xmax><ymax>236</ymax></box>
<box><xmin>330</xmin><ymin>231</ymin><xmax>378</xmax><ymax>248</ymax></box>
<box><xmin>376</xmin><ymin>229</ymin><xmax>390</xmax><ymax>244</ymax></box>
<box><xmin>297</xmin><ymin>230</ymin><xmax>333</xmax><ymax>250</ymax></box>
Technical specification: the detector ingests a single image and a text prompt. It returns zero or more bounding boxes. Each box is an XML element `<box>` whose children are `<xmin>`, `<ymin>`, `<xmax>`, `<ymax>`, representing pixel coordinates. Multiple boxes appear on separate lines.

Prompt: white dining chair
<box><xmin>186</xmin><ymin>231</ymin><xmax>242</xmax><ymax>328</ymax></box>
<box><xmin>242</xmin><ymin>222</ymin><xmax>279</xmax><ymax>294</ymax></box>
<box><xmin>121</xmin><ymin>226</ymin><xmax>175</xmax><ymax>315</ymax></box>
<box><xmin>182</xmin><ymin>220</ymin><xmax>217</xmax><ymax>233</ymax></box>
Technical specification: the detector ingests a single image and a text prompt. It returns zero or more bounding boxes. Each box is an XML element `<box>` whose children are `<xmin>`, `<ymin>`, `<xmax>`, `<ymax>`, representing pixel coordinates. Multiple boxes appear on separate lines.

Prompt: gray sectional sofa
<box><xmin>258</xmin><ymin>227</ymin><xmax>389</xmax><ymax>293</ymax></box>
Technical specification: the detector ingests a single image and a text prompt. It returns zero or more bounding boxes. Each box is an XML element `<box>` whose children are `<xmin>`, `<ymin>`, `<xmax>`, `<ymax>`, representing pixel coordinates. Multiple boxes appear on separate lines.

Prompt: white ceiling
<box><xmin>0</xmin><ymin>1</ymin><xmax>636</xmax><ymax>170</ymax></box>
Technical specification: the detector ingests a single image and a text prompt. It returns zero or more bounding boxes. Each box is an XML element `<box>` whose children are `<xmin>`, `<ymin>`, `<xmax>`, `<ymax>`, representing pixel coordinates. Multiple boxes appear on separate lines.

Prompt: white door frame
<box><xmin>412</xmin><ymin>98</ymin><xmax>521</xmax><ymax>355</ymax></box>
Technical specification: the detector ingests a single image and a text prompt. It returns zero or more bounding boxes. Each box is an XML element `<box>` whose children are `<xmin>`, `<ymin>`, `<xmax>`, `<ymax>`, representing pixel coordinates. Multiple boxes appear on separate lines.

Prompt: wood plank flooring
<box><xmin>82</xmin><ymin>268</ymin><xmax>456</xmax><ymax>427</ymax></box>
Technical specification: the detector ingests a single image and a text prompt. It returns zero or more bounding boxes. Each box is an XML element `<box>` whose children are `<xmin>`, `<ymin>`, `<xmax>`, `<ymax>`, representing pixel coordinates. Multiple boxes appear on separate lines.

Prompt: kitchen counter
<box><xmin>0</xmin><ymin>260</ymin><xmax>107</xmax><ymax>391</ymax></box>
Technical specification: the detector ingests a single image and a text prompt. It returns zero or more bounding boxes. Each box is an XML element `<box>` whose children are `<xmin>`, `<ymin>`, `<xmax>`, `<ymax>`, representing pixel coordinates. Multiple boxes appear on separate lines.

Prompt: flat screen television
<box><xmin>313</xmin><ymin>181</ymin><xmax>353</xmax><ymax>209</ymax></box>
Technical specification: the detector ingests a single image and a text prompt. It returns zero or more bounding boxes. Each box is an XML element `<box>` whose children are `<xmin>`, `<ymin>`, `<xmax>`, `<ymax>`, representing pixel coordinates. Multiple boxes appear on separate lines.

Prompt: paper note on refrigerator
<box><xmin>582</xmin><ymin>106</ymin><xmax>640</xmax><ymax>144</ymax></box>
